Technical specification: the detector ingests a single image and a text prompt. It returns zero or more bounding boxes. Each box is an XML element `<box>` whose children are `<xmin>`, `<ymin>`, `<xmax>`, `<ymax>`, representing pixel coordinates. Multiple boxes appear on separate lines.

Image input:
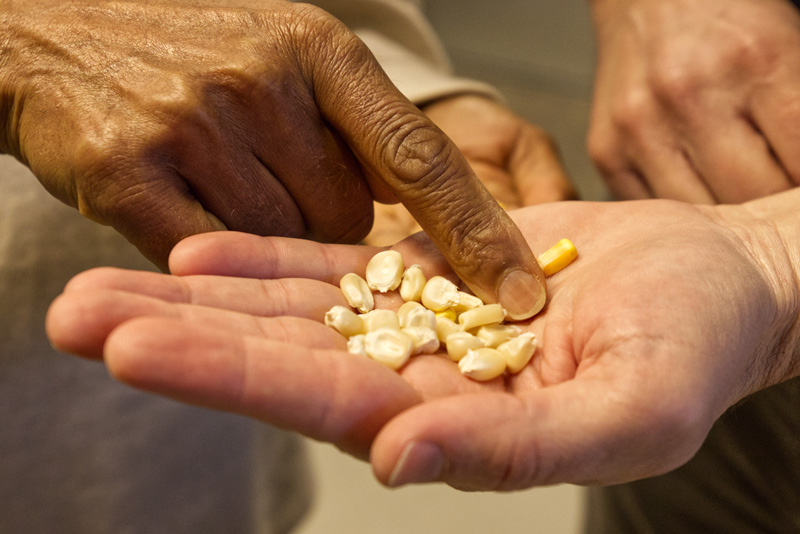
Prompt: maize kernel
<box><xmin>366</xmin><ymin>250</ymin><xmax>404</xmax><ymax>292</ymax></box>
<box><xmin>537</xmin><ymin>238</ymin><xmax>578</xmax><ymax>277</ymax></box>
<box><xmin>365</xmin><ymin>328</ymin><xmax>413</xmax><ymax>369</ymax></box>
<box><xmin>339</xmin><ymin>273</ymin><xmax>374</xmax><ymax>313</ymax></box>
<box><xmin>324</xmin><ymin>305</ymin><xmax>365</xmax><ymax>338</ymax></box>
<box><xmin>458</xmin><ymin>303</ymin><xmax>506</xmax><ymax>331</ymax></box>
<box><xmin>498</xmin><ymin>332</ymin><xmax>537</xmax><ymax>374</ymax></box>
<box><xmin>399</xmin><ymin>264</ymin><xmax>426</xmax><ymax>302</ymax></box>
<box><xmin>458</xmin><ymin>348</ymin><xmax>507</xmax><ymax>381</ymax></box>
<box><xmin>421</xmin><ymin>276</ymin><xmax>461</xmax><ymax>312</ymax></box>
<box><xmin>445</xmin><ymin>331</ymin><xmax>486</xmax><ymax>362</ymax></box>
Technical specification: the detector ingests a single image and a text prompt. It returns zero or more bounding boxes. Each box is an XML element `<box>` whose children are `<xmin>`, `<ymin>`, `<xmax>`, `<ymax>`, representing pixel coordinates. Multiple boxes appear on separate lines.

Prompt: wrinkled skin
<box><xmin>367</xmin><ymin>95</ymin><xmax>576</xmax><ymax>246</ymax></box>
<box><xmin>46</xmin><ymin>192</ymin><xmax>800</xmax><ymax>491</ymax></box>
<box><xmin>0</xmin><ymin>0</ymin><xmax>549</xmax><ymax>316</ymax></box>
<box><xmin>589</xmin><ymin>0</ymin><xmax>800</xmax><ymax>203</ymax></box>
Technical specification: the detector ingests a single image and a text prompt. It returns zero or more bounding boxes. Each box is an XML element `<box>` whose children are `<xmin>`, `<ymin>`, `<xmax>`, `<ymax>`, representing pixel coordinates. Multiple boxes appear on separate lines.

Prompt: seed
<box><xmin>399</xmin><ymin>264</ymin><xmax>426</xmax><ymax>302</ymax></box>
<box><xmin>537</xmin><ymin>238</ymin><xmax>578</xmax><ymax>277</ymax></box>
<box><xmin>476</xmin><ymin>324</ymin><xmax>522</xmax><ymax>348</ymax></box>
<box><xmin>445</xmin><ymin>331</ymin><xmax>486</xmax><ymax>362</ymax></box>
<box><xmin>452</xmin><ymin>292</ymin><xmax>484</xmax><ymax>315</ymax></box>
<box><xmin>324</xmin><ymin>305</ymin><xmax>365</xmax><ymax>338</ymax></box>
<box><xmin>365</xmin><ymin>328</ymin><xmax>413</xmax><ymax>369</ymax></box>
<box><xmin>403</xmin><ymin>326</ymin><xmax>440</xmax><ymax>355</ymax></box>
<box><xmin>421</xmin><ymin>276</ymin><xmax>461</xmax><ymax>312</ymax></box>
<box><xmin>339</xmin><ymin>273</ymin><xmax>374</xmax><ymax>313</ymax></box>
<box><xmin>458</xmin><ymin>348</ymin><xmax>506</xmax><ymax>381</ymax></box>
<box><xmin>347</xmin><ymin>334</ymin><xmax>367</xmax><ymax>356</ymax></box>
<box><xmin>435</xmin><ymin>315</ymin><xmax>462</xmax><ymax>343</ymax></box>
<box><xmin>403</xmin><ymin>306</ymin><xmax>437</xmax><ymax>330</ymax></box>
<box><xmin>498</xmin><ymin>332</ymin><xmax>537</xmax><ymax>374</ymax></box>
<box><xmin>458</xmin><ymin>303</ymin><xmax>506</xmax><ymax>331</ymax></box>
<box><xmin>361</xmin><ymin>309</ymin><xmax>400</xmax><ymax>332</ymax></box>
<box><xmin>366</xmin><ymin>250</ymin><xmax>404</xmax><ymax>293</ymax></box>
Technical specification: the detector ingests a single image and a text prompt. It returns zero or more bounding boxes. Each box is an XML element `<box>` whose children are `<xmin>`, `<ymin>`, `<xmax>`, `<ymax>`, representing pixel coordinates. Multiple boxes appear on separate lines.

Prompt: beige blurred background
<box><xmin>297</xmin><ymin>1</ymin><xmax>606</xmax><ymax>533</ymax></box>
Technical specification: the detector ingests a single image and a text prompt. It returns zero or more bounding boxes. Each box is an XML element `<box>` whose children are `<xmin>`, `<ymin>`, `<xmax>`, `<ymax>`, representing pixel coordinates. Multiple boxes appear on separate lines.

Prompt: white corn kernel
<box><xmin>339</xmin><ymin>273</ymin><xmax>374</xmax><ymax>313</ymax></box>
<box><xmin>365</xmin><ymin>328</ymin><xmax>413</xmax><ymax>369</ymax></box>
<box><xmin>361</xmin><ymin>309</ymin><xmax>400</xmax><ymax>332</ymax></box>
<box><xmin>347</xmin><ymin>334</ymin><xmax>367</xmax><ymax>356</ymax></box>
<box><xmin>498</xmin><ymin>332</ymin><xmax>537</xmax><ymax>374</ymax></box>
<box><xmin>445</xmin><ymin>331</ymin><xmax>486</xmax><ymax>362</ymax></box>
<box><xmin>399</xmin><ymin>264</ymin><xmax>426</xmax><ymax>302</ymax></box>
<box><xmin>366</xmin><ymin>250</ymin><xmax>404</xmax><ymax>293</ymax></box>
<box><xmin>397</xmin><ymin>301</ymin><xmax>424</xmax><ymax>327</ymax></box>
<box><xmin>452</xmin><ymin>292</ymin><xmax>484</xmax><ymax>315</ymax></box>
<box><xmin>458</xmin><ymin>303</ymin><xmax>506</xmax><ymax>331</ymax></box>
<box><xmin>421</xmin><ymin>276</ymin><xmax>461</xmax><ymax>312</ymax></box>
<box><xmin>324</xmin><ymin>305</ymin><xmax>365</xmax><ymax>338</ymax></box>
<box><xmin>458</xmin><ymin>348</ymin><xmax>507</xmax><ymax>381</ymax></box>
<box><xmin>435</xmin><ymin>315</ymin><xmax>462</xmax><ymax>343</ymax></box>
<box><xmin>403</xmin><ymin>306</ymin><xmax>437</xmax><ymax>330</ymax></box>
<box><xmin>476</xmin><ymin>324</ymin><xmax>522</xmax><ymax>348</ymax></box>
<box><xmin>402</xmin><ymin>326</ymin><xmax>440</xmax><ymax>355</ymax></box>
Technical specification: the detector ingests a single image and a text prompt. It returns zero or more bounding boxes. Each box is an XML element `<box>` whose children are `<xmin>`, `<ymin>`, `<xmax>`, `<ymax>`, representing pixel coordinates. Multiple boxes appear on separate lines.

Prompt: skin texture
<box><xmin>366</xmin><ymin>95</ymin><xmax>576</xmax><ymax>246</ymax></box>
<box><xmin>589</xmin><ymin>0</ymin><xmax>800</xmax><ymax>203</ymax></box>
<box><xmin>0</xmin><ymin>0</ymin><xmax>548</xmax><ymax>317</ymax></box>
<box><xmin>46</xmin><ymin>189</ymin><xmax>800</xmax><ymax>491</ymax></box>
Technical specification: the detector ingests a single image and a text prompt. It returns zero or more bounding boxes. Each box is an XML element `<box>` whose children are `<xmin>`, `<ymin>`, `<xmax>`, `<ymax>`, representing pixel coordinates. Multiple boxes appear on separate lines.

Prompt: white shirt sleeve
<box><xmin>304</xmin><ymin>0</ymin><xmax>501</xmax><ymax>104</ymax></box>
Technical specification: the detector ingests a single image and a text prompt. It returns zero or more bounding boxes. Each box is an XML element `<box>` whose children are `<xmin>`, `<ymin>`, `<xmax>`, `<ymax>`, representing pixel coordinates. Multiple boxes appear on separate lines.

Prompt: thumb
<box><xmin>308</xmin><ymin>33</ymin><xmax>546</xmax><ymax>319</ymax></box>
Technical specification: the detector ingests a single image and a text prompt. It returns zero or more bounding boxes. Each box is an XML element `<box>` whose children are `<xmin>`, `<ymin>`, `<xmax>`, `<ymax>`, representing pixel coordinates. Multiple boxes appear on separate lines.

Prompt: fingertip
<box><xmin>45</xmin><ymin>292</ymin><xmax>105</xmax><ymax>360</ymax></box>
<box><xmin>498</xmin><ymin>268</ymin><xmax>547</xmax><ymax>320</ymax></box>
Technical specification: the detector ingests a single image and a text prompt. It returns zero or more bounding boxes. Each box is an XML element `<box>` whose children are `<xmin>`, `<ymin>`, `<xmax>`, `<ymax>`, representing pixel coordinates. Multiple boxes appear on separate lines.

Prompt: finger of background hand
<box><xmin>681</xmin><ymin>114</ymin><xmax>792</xmax><ymax>203</ymax></box>
<box><xmin>63</xmin><ymin>266</ymin><xmax>347</xmax><ymax>319</ymax></box>
<box><xmin>309</xmin><ymin>35</ymin><xmax>546</xmax><ymax>319</ymax></box>
<box><xmin>371</xmin><ymin>375</ymin><xmax>705</xmax><ymax>490</ymax></box>
<box><xmin>510</xmin><ymin>124</ymin><xmax>577</xmax><ymax>204</ymax></box>
<box><xmin>589</xmin><ymin>87</ymin><xmax>717</xmax><ymax>203</ymax></box>
<box><xmin>105</xmin><ymin>317</ymin><xmax>423</xmax><ymax>458</ymax></box>
<box><xmin>750</xmin><ymin>86</ymin><xmax>800</xmax><ymax>187</ymax></box>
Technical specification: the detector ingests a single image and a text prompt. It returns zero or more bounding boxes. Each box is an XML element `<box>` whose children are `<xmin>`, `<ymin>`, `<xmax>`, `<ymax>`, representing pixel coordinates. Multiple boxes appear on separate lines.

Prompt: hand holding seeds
<box><xmin>47</xmin><ymin>197</ymin><xmax>800</xmax><ymax>491</ymax></box>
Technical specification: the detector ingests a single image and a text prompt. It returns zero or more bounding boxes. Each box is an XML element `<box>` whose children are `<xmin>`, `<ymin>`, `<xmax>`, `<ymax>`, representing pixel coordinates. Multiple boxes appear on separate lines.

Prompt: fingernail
<box><xmin>498</xmin><ymin>269</ymin><xmax>546</xmax><ymax>320</ymax></box>
<box><xmin>388</xmin><ymin>441</ymin><xmax>444</xmax><ymax>487</ymax></box>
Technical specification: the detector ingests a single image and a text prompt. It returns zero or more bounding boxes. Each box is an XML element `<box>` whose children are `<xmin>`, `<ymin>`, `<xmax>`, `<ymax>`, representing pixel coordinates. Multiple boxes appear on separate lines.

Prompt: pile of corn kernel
<box><xmin>324</xmin><ymin>239</ymin><xmax>577</xmax><ymax>381</ymax></box>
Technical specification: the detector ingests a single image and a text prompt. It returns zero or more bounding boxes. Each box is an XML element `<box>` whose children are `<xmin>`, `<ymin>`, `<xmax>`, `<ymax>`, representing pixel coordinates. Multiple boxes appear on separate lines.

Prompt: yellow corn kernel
<box><xmin>537</xmin><ymin>238</ymin><xmax>578</xmax><ymax>277</ymax></box>
<box><xmin>339</xmin><ymin>273</ymin><xmax>374</xmax><ymax>313</ymax></box>
<box><xmin>458</xmin><ymin>348</ymin><xmax>507</xmax><ymax>381</ymax></box>
<box><xmin>435</xmin><ymin>308</ymin><xmax>458</xmax><ymax>323</ymax></box>
<box><xmin>497</xmin><ymin>332</ymin><xmax>537</xmax><ymax>373</ymax></box>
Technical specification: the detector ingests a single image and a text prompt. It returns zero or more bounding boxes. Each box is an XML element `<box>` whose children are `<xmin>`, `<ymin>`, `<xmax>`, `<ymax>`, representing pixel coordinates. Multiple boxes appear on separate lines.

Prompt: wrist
<box><xmin>709</xmin><ymin>190</ymin><xmax>800</xmax><ymax>387</ymax></box>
